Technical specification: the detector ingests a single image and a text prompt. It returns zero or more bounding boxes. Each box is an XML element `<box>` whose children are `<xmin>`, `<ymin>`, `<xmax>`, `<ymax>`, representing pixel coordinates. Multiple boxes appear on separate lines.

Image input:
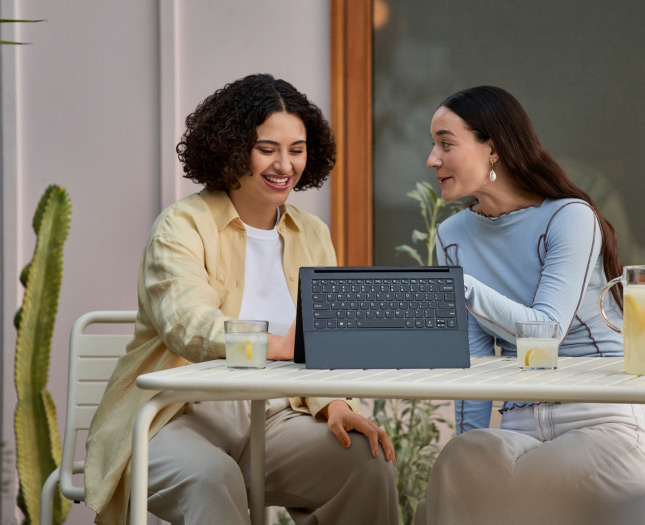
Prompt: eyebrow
<box><xmin>255</xmin><ymin>139</ymin><xmax>307</xmax><ymax>146</ymax></box>
<box><xmin>433</xmin><ymin>129</ymin><xmax>456</xmax><ymax>137</ymax></box>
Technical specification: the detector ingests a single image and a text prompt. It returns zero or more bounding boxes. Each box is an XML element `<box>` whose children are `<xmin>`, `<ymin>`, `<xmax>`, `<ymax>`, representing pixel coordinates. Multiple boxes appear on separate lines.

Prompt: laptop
<box><xmin>294</xmin><ymin>266</ymin><xmax>470</xmax><ymax>369</ymax></box>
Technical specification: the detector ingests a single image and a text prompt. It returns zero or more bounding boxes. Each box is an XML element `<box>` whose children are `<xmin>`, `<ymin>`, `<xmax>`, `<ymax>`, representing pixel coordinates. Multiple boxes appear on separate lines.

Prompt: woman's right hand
<box><xmin>266</xmin><ymin>319</ymin><xmax>296</xmax><ymax>360</ymax></box>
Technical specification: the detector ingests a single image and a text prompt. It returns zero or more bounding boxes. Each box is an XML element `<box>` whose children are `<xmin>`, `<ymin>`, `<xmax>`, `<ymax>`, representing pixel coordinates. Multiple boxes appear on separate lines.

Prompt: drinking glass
<box><xmin>516</xmin><ymin>321</ymin><xmax>560</xmax><ymax>370</ymax></box>
<box><xmin>224</xmin><ymin>320</ymin><xmax>268</xmax><ymax>369</ymax></box>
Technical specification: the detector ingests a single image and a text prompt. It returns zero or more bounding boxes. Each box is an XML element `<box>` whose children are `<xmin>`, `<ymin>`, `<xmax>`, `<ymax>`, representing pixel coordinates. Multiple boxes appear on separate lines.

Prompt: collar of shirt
<box><xmin>200</xmin><ymin>188</ymin><xmax>304</xmax><ymax>234</ymax></box>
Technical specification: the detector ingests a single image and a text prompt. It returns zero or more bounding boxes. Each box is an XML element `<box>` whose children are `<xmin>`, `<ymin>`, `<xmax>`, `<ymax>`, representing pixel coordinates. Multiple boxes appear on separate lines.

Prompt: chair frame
<box><xmin>40</xmin><ymin>310</ymin><xmax>137</xmax><ymax>523</ymax></box>
<box><xmin>41</xmin><ymin>310</ymin><xmax>275</xmax><ymax>524</ymax></box>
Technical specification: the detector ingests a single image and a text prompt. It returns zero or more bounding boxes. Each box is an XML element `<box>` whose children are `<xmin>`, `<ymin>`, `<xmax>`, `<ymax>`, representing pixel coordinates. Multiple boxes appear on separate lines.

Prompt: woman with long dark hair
<box><xmin>423</xmin><ymin>86</ymin><xmax>645</xmax><ymax>524</ymax></box>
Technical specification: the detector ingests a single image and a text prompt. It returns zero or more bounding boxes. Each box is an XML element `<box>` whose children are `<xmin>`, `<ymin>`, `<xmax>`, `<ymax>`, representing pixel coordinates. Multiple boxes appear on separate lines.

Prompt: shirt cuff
<box><xmin>289</xmin><ymin>396</ymin><xmax>362</xmax><ymax>420</ymax></box>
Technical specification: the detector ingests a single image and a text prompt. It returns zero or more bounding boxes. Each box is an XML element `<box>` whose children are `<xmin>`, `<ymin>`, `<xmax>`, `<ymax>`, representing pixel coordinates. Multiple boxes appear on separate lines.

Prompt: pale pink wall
<box><xmin>1</xmin><ymin>1</ymin><xmax>331</xmax><ymax>523</ymax></box>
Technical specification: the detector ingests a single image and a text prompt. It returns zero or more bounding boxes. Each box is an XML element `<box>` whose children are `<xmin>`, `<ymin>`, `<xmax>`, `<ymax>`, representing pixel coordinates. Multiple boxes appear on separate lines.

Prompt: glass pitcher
<box><xmin>599</xmin><ymin>266</ymin><xmax>645</xmax><ymax>375</ymax></box>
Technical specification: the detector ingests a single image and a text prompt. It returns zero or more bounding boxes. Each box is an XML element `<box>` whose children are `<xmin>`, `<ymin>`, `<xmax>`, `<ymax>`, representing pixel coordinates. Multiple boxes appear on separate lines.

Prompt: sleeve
<box><xmin>464</xmin><ymin>203</ymin><xmax>601</xmax><ymax>345</ymax></box>
<box><xmin>140</xmin><ymin>230</ymin><xmax>231</xmax><ymax>363</ymax></box>
<box><xmin>438</xmin><ymin>231</ymin><xmax>494</xmax><ymax>432</ymax></box>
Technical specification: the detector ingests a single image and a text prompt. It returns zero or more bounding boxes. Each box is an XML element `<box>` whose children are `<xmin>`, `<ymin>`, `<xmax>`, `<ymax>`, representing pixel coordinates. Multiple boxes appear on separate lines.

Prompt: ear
<box><xmin>488</xmin><ymin>142</ymin><xmax>499</xmax><ymax>165</ymax></box>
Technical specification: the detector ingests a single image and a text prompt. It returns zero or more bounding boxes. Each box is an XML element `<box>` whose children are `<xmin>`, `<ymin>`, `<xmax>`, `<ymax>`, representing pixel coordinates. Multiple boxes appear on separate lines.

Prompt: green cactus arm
<box><xmin>14</xmin><ymin>185</ymin><xmax>71</xmax><ymax>524</ymax></box>
<box><xmin>15</xmin><ymin>394</ymin><xmax>59</xmax><ymax>523</ymax></box>
<box><xmin>31</xmin><ymin>185</ymin><xmax>57</xmax><ymax>233</ymax></box>
<box><xmin>43</xmin><ymin>390</ymin><xmax>72</xmax><ymax>521</ymax></box>
<box><xmin>15</xmin><ymin>185</ymin><xmax>70</xmax><ymax>396</ymax></box>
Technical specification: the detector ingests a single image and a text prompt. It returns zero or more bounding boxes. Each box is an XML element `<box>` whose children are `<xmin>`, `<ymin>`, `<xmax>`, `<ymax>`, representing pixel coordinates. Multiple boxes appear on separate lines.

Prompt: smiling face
<box><xmin>427</xmin><ymin>106</ymin><xmax>497</xmax><ymax>202</ymax></box>
<box><xmin>228</xmin><ymin>111</ymin><xmax>307</xmax><ymax>228</ymax></box>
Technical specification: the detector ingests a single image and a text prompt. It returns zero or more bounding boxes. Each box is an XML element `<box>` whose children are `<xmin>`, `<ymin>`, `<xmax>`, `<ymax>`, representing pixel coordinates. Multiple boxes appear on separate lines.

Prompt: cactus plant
<box><xmin>14</xmin><ymin>185</ymin><xmax>72</xmax><ymax>524</ymax></box>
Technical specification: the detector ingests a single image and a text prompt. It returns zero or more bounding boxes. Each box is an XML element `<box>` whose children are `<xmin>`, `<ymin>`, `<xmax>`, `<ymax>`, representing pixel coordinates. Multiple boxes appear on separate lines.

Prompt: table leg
<box><xmin>130</xmin><ymin>397</ymin><xmax>165</xmax><ymax>524</ymax></box>
<box><xmin>249</xmin><ymin>400</ymin><xmax>266</xmax><ymax>525</ymax></box>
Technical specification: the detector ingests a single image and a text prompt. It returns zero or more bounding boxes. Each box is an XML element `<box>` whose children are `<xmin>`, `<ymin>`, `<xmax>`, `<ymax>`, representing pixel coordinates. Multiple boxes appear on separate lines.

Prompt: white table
<box><xmin>131</xmin><ymin>356</ymin><xmax>645</xmax><ymax>524</ymax></box>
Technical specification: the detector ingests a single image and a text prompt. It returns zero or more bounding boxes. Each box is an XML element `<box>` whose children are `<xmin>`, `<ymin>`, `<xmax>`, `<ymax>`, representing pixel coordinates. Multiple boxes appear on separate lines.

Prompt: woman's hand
<box><xmin>266</xmin><ymin>319</ymin><xmax>296</xmax><ymax>360</ymax></box>
<box><xmin>321</xmin><ymin>400</ymin><xmax>396</xmax><ymax>464</ymax></box>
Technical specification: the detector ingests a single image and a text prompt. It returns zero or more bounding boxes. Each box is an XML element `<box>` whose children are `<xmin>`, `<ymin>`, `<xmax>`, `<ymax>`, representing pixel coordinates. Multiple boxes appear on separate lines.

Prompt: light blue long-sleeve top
<box><xmin>436</xmin><ymin>197</ymin><xmax>623</xmax><ymax>433</ymax></box>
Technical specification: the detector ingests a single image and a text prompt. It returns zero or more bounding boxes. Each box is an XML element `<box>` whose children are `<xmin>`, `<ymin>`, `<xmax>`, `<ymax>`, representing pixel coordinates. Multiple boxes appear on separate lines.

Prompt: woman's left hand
<box><xmin>321</xmin><ymin>400</ymin><xmax>396</xmax><ymax>465</ymax></box>
<box><xmin>266</xmin><ymin>319</ymin><xmax>296</xmax><ymax>360</ymax></box>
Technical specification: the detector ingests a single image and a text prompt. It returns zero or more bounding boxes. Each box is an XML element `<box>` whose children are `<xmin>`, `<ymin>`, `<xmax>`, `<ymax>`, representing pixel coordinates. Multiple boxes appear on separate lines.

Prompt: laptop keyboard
<box><xmin>311</xmin><ymin>277</ymin><xmax>457</xmax><ymax>330</ymax></box>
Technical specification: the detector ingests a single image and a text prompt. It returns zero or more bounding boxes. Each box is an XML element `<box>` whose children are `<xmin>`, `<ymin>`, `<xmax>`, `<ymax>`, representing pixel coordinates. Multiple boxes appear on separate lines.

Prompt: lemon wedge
<box><xmin>245</xmin><ymin>340</ymin><xmax>253</xmax><ymax>360</ymax></box>
<box><xmin>525</xmin><ymin>347</ymin><xmax>553</xmax><ymax>368</ymax></box>
<box><xmin>624</xmin><ymin>295</ymin><xmax>645</xmax><ymax>337</ymax></box>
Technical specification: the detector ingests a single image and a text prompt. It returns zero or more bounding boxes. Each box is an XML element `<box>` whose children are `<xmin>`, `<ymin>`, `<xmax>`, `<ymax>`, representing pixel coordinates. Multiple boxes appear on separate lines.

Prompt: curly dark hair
<box><xmin>176</xmin><ymin>73</ymin><xmax>336</xmax><ymax>192</ymax></box>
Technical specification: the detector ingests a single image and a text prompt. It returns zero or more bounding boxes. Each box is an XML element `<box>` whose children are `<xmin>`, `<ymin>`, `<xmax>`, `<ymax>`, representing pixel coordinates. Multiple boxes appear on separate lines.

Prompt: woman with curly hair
<box><xmin>85</xmin><ymin>74</ymin><xmax>398</xmax><ymax>525</ymax></box>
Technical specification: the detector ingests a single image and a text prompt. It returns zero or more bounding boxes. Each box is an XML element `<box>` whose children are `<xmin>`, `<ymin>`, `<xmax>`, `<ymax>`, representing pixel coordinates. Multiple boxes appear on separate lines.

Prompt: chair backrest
<box><xmin>59</xmin><ymin>310</ymin><xmax>137</xmax><ymax>500</ymax></box>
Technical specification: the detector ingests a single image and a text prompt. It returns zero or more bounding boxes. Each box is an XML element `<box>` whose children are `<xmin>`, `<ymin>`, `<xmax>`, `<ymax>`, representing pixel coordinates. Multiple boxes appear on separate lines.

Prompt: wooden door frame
<box><xmin>330</xmin><ymin>0</ymin><xmax>372</xmax><ymax>266</ymax></box>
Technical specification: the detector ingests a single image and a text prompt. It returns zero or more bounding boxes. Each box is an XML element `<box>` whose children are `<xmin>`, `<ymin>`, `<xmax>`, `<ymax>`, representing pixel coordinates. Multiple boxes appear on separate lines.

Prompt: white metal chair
<box><xmin>40</xmin><ymin>310</ymin><xmax>137</xmax><ymax>524</ymax></box>
<box><xmin>40</xmin><ymin>311</ymin><xmax>274</xmax><ymax>525</ymax></box>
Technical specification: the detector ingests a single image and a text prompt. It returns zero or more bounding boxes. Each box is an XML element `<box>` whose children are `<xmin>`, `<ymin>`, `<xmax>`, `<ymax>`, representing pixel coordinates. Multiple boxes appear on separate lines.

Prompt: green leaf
<box><xmin>0</xmin><ymin>19</ymin><xmax>44</xmax><ymax>46</ymax></box>
<box><xmin>406</xmin><ymin>188</ymin><xmax>423</xmax><ymax>203</ymax></box>
<box><xmin>0</xmin><ymin>19</ymin><xmax>45</xmax><ymax>23</ymax></box>
<box><xmin>394</xmin><ymin>245</ymin><xmax>423</xmax><ymax>266</ymax></box>
<box><xmin>411</xmin><ymin>230</ymin><xmax>429</xmax><ymax>244</ymax></box>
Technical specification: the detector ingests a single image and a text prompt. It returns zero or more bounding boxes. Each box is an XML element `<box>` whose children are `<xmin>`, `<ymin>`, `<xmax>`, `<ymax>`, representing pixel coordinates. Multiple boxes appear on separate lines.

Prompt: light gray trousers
<box><xmin>425</xmin><ymin>402</ymin><xmax>645</xmax><ymax>525</ymax></box>
<box><xmin>147</xmin><ymin>400</ymin><xmax>398</xmax><ymax>525</ymax></box>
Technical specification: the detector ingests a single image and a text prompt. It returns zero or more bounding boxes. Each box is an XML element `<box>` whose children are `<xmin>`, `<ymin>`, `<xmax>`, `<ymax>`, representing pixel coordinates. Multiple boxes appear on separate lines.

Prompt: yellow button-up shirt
<box><xmin>85</xmin><ymin>189</ymin><xmax>360</xmax><ymax>524</ymax></box>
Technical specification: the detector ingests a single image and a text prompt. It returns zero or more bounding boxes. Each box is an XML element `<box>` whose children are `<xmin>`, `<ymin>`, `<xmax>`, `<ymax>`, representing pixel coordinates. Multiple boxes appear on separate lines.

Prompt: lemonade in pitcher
<box><xmin>623</xmin><ymin>285</ymin><xmax>645</xmax><ymax>374</ymax></box>
<box><xmin>599</xmin><ymin>266</ymin><xmax>645</xmax><ymax>375</ymax></box>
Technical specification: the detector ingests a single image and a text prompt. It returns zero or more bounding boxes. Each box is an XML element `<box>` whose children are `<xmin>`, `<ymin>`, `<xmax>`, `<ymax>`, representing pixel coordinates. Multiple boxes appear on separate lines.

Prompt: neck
<box><xmin>472</xmin><ymin>183</ymin><xmax>543</xmax><ymax>218</ymax></box>
<box><xmin>235</xmin><ymin>202</ymin><xmax>279</xmax><ymax>229</ymax></box>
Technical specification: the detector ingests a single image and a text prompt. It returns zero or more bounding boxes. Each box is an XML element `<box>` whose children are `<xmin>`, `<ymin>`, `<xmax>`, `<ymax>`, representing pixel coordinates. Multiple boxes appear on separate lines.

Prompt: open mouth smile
<box><xmin>262</xmin><ymin>174</ymin><xmax>291</xmax><ymax>189</ymax></box>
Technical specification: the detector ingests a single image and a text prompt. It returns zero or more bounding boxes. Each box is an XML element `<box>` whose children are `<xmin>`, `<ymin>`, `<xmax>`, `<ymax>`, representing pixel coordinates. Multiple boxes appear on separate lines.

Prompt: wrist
<box><xmin>321</xmin><ymin>399</ymin><xmax>351</xmax><ymax>419</ymax></box>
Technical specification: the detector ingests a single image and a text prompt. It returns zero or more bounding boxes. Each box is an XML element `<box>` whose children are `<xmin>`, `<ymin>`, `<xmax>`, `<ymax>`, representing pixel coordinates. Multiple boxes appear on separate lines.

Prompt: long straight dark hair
<box><xmin>441</xmin><ymin>86</ymin><xmax>623</xmax><ymax>307</ymax></box>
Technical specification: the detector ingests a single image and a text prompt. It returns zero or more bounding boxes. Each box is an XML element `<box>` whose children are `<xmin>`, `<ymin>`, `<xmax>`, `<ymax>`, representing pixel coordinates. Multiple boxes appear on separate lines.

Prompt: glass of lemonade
<box><xmin>516</xmin><ymin>321</ymin><xmax>560</xmax><ymax>370</ymax></box>
<box><xmin>224</xmin><ymin>320</ymin><xmax>268</xmax><ymax>369</ymax></box>
<box><xmin>600</xmin><ymin>266</ymin><xmax>645</xmax><ymax>375</ymax></box>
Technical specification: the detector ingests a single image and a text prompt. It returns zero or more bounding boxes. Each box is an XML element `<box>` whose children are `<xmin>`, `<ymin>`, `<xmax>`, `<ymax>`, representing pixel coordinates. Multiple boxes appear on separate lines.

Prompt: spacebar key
<box><xmin>356</xmin><ymin>319</ymin><xmax>405</xmax><ymax>328</ymax></box>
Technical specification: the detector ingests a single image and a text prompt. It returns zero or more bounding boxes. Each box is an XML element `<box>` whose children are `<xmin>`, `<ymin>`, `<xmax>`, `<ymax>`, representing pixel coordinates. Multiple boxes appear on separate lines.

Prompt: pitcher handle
<box><xmin>599</xmin><ymin>276</ymin><xmax>622</xmax><ymax>334</ymax></box>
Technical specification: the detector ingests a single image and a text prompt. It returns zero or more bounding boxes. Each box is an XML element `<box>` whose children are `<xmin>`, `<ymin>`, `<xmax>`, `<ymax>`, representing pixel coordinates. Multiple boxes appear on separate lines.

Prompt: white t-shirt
<box><xmin>238</xmin><ymin>215</ymin><xmax>296</xmax><ymax>336</ymax></box>
<box><xmin>238</xmin><ymin>211</ymin><xmax>294</xmax><ymax>415</ymax></box>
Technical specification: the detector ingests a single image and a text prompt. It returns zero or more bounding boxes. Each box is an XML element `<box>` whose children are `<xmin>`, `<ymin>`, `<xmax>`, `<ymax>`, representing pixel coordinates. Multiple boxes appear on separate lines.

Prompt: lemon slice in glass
<box><xmin>624</xmin><ymin>295</ymin><xmax>645</xmax><ymax>337</ymax></box>
<box><xmin>525</xmin><ymin>347</ymin><xmax>552</xmax><ymax>368</ymax></box>
<box><xmin>245</xmin><ymin>340</ymin><xmax>253</xmax><ymax>359</ymax></box>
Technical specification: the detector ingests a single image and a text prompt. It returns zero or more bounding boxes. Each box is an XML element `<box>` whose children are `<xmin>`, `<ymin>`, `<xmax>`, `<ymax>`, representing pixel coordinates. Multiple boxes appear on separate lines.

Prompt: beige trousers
<box><xmin>147</xmin><ymin>400</ymin><xmax>398</xmax><ymax>525</ymax></box>
<box><xmin>425</xmin><ymin>403</ymin><xmax>645</xmax><ymax>525</ymax></box>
